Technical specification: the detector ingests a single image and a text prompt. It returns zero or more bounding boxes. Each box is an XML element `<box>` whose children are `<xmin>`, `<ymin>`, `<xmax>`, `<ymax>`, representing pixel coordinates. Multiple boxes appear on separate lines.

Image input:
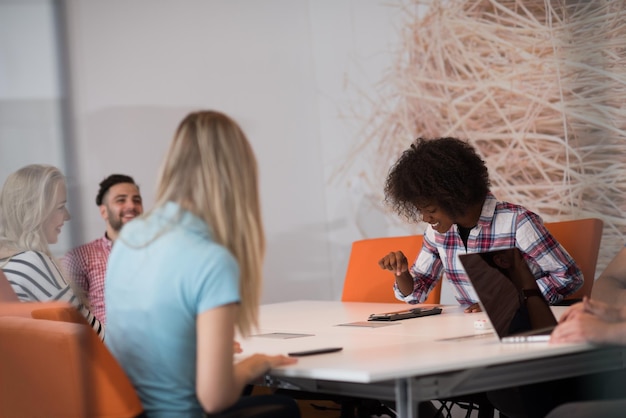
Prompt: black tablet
<box><xmin>368</xmin><ymin>306</ymin><xmax>442</xmax><ymax>321</ymax></box>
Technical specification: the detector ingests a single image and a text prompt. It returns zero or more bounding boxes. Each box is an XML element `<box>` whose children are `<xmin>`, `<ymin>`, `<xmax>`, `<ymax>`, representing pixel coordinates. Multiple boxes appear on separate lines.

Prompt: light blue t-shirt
<box><xmin>105</xmin><ymin>202</ymin><xmax>240</xmax><ymax>418</ymax></box>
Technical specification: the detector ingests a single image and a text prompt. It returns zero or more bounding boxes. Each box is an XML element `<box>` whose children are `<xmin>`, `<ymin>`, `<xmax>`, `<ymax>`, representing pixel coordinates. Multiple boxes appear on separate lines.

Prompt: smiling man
<box><xmin>62</xmin><ymin>174</ymin><xmax>143</xmax><ymax>324</ymax></box>
<box><xmin>378</xmin><ymin>137</ymin><xmax>583</xmax><ymax>313</ymax></box>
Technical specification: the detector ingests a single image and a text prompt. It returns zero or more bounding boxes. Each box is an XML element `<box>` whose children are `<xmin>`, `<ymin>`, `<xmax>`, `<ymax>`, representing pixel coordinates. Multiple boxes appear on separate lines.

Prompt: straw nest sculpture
<box><xmin>343</xmin><ymin>0</ymin><xmax>626</xmax><ymax>271</ymax></box>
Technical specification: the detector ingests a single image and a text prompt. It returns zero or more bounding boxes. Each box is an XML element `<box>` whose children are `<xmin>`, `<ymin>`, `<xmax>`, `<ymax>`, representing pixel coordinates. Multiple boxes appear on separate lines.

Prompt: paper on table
<box><xmin>336</xmin><ymin>321</ymin><xmax>398</xmax><ymax>328</ymax></box>
<box><xmin>252</xmin><ymin>332</ymin><xmax>314</xmax><ymax>339</ymax></box>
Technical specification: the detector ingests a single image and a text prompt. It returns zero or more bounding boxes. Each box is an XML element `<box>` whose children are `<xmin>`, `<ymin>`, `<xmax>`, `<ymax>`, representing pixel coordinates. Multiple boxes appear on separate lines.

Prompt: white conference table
<box><xmin>237</xmin><ymin>300</ymin><xmax>626</xmax><ymax>417</ymax></box>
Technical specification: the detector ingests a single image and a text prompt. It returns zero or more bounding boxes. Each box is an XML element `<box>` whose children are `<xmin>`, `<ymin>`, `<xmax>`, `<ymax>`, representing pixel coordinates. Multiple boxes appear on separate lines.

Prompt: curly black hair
<box><xmin>383</xmin><ymin>137</ymin><xmax>490</xmax><ymax>223</ymax></box>
<box><xmin>95</xmin><ymin>174</ymin><xmax>138</xmax><ymax>206</ymax></box>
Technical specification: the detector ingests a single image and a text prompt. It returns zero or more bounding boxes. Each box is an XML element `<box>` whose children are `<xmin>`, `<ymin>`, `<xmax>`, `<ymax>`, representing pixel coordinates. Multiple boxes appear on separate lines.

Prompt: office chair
<box><xmin>342</xmin><ymin>235</ymin><xmax>497</xmax><ymax>418</ymax></box>
<box><xmin>544</xmin><ymin>218</ymin><xmax>603</xmax><ymax>304</ymax></box>
<box><xmin>0</xmin><ymin>301</ymin><xmax>145</xmax><ymax>418</ymax></box>
<box><xmin>0</xmin><ymin>269</ymin><xmax>18</xmax><ymax>302</ymax></box>
<box><xmin>342</xmin><ymin>234</ymin><xmax>442</xmax><ymax>304</ymax></box>
<box><xmin>338</xmin><ymin>235</ymin><xmax>444</xmax><ymax>417</ymax></box>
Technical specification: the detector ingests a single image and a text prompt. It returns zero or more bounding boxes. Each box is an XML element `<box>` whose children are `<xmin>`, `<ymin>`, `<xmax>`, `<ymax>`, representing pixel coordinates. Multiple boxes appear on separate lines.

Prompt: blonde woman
<box><xmin>0</xmin><ymin>164</ymin><xmax>104</xmax><ymax>340</ymax></box>
<box><xmin>105</xmin><ymin>111</ymin><xmax>300</xmax><ymax>418</ymax></box>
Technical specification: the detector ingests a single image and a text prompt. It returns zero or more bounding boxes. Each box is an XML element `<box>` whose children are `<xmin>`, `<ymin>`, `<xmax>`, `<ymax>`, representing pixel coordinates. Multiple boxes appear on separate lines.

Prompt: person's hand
<box><xmin>464</xmin><ymin>303</ymin><xmax>482</xmax><ymax>313</ymax></box>
<box><xmin>583</xmin><ymin>297</ymin><xmax>626</xmax><ymax>323</ymax></box>
<box><xmin>237</xmin><ymin>353</ymin><xmax>298</xmax><ymax>385</ymax></box>
<box><xmin>560</xmin><ymin>297</ymin><xmax>626</xmax><ymax>324</ymax></box>
<box><xmin>558</xmin><ymin>301</ymin><xmax>585</xmax><ymax>323</ymax></box>
<box><xmin>378</xmin><ymin>251</ymin><xmax>409</xmax><ymax>276</ymax></box>
<box><xmin>550</xmin><ymin>312</ymin><xmax>614</xmax><ymax>344</ymax></box>
<box><xmin>249</xmin><ymin>354</ymin><xmax>298</xmax><ymax>376</ymax></box>
<box><xmin>266</xmin><ymin>354</ymin><xmax>298</xmax><ymax>368</ymax></box>
<box><xmin>233</xmin><ymin>341</ymin><xmax>243</xmax><ymax>354</ymax></box>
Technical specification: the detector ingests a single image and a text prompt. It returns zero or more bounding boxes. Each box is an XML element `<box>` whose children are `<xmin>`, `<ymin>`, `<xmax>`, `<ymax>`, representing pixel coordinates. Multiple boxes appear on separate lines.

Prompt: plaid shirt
<box><xmin>395</xmin><ymin>194</ymin><xmax>583</xmax><ymax>305</ymax></box>
<box><xmin>61</xmin><ymin>234</ymin><xmax>112</xmax><ymax>324</ymax></box>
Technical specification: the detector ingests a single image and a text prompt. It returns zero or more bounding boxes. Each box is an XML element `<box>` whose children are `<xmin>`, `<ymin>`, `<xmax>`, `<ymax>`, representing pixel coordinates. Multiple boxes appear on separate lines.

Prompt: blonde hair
<box><xmin>0</xmin><ymin>164</ymin><xmax>65</xmax><ymax>257</ymax></box>
<box><xmin>0</xmin><ymin>164</ymin><xmax>92</xmax><ymax>309</ymax></box>
<box><xmin>155</xmin><ymin>111</ymin><xmax>264</xmax><ymax>337</ymax></box>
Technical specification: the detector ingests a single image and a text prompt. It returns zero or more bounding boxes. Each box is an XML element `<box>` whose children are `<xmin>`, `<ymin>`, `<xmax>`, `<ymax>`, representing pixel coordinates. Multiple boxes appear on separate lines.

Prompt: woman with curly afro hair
<box><xmin>378</xmin><ymin>137</ymin><xmax>583</xmax><ymax>313</ymax></box>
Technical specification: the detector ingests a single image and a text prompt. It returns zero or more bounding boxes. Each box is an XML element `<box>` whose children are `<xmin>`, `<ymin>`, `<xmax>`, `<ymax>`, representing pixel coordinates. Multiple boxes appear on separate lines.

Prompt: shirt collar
<box><xmin>153</xmin><ymin>201</ymin><xmax>211</xmax><ymax>238</ymax></box>
<box><xmin>477</xmin><ymin>193</ymin><xmax>497</xmax><ymax>228</ymax></box>
<box><xmin>100</xmin><ymin>233</ymin><xmax>113</xmax><ymax>250</ymax></box>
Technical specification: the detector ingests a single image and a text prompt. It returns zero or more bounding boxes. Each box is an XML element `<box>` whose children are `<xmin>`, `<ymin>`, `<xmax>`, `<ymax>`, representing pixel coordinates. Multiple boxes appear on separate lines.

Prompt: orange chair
<box><xmin>544</xmin><ymin>218</ymin><xmax>604</xmax><ymax>301</ymax></box>
<box><xmin>0</xmin><ymin>301</ymin><xmax>144</xmax><ymax>418</ymax></box>
<box><xmin>342</xmin><ymin>235</ymin><xmax>442</xmax><ymax>304</ymax></box>
<box><xmin>0</xmin><ymin>270</ymin><xmax>18</xmax><ymax>302</ymax></box>
<box><xmin>340</xmin><ymin>237</ymin><xmax>496</xmax><ymax>417</ymax></box>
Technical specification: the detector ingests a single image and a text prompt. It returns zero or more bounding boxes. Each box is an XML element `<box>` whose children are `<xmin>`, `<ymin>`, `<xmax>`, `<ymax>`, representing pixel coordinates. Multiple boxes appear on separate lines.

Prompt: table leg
<box><xmin>395</xmin><ymin>378</ymin><xmax>416</xmax><ymax>418</ymax></box>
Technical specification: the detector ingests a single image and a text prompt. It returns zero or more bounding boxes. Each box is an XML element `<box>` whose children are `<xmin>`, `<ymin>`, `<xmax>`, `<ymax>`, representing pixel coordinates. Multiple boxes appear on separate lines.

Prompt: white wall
<box><xmin>12</xmin><ymin>0</ymin><xmax>620</xmax><ymax>307</ymax></box>
<box><xmin>10</xmin><ymin>0</ymin><xmax>613</xmax><ymax>306</ymax></box>
<box><xmin>62</xmin><ymin>0</ymin><xmax>430</xmax><ymax>303</ymax></box>
<box><xmin>0</xmin><ymin>0</ymin><xmax>71</xmax><ymax>251</ymax></box>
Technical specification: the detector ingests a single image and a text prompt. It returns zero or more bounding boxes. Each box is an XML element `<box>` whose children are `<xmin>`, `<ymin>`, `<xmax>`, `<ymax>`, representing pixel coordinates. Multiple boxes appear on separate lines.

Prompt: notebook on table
<box><xmin>459</xmin><ymin>248</ymin><xmax>557</xmax><ymax>343</ymax></box>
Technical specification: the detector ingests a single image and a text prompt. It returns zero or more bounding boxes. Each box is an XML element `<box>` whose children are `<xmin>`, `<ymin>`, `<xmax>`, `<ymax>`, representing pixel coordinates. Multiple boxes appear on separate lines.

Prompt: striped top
<box><xmin>0</xmin><ymin>250</ymin><xmax>104</xmax><ymax>340</ymax></box>
<box><xmin>395</xmin><ymin>193</ymin><xmax>584</xmax><ymax>305</ymax></box>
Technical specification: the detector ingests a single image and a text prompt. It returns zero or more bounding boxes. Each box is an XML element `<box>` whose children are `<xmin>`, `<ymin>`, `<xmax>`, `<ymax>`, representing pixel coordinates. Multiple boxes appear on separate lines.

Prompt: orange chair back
<box><xmin>0</xmin><ymin>302</ymin><xmax>144</xmax><ymax>418</ymax></box>
<box><xmin>342</xmin><ymin>235</ymin><xmax>442</xmax><ymax>304</ymax></box>
<box><xmin>0</xmin><ymin>316</ymin><xmax>91</xmax><ymax>417</ymax></box>
<box><xmin>544</xmin><ymin>218</ymin><xmax>604</xmax><ymax>301</ymax></box>
<box><xmin>0</xmin><ymin>270</ymin><xmax>18</xmax><ymax>302</ymax></box>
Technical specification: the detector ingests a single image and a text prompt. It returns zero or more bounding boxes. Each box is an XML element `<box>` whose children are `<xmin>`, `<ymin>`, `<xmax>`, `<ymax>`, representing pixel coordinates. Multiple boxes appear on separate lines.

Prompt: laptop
<box><xmin>459</xmin><ymin>248</ymin><xmax>557</xmax><ymax>343</ymax></box>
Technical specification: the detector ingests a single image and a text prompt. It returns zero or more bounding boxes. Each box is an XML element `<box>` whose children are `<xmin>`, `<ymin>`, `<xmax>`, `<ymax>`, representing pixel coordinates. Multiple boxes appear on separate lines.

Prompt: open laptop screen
<box><xmin>459</xmin><ymin>249</ymin><xmax>557</xmax><ymax>341</ymax></box>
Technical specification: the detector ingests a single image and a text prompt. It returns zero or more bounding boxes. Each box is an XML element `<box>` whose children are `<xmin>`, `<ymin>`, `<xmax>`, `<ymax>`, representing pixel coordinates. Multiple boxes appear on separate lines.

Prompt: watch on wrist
<box><xmin>521</xmin><ymin>288</ymin><xmax>543</xmax><ymax>302</ymax></box>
